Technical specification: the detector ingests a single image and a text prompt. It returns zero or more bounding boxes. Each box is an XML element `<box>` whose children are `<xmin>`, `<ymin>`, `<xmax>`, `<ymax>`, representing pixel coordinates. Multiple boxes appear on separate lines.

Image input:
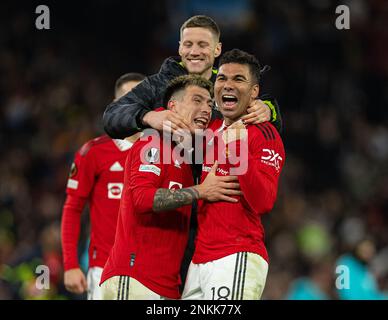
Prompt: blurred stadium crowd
<box><xmin>0</xmin><ymin>0</ymin><xmax>387</xmax><ymax>299</ymax></box>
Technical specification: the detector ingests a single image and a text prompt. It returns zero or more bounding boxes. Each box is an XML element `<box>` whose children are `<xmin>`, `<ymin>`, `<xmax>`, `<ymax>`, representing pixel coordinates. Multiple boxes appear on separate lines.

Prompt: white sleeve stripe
<box><xmin>139</xmin><ymin>164</ymin><xmax>161</xmax><ymax>176</ymax></box>
<box><xmin>67</xmin><ymin>179</ymin><xmax>79</xmax><ymax>189</ymax></box>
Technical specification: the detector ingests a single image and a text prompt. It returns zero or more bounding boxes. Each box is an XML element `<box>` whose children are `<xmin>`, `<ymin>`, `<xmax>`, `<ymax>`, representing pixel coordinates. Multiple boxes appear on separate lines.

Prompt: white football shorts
<box><xmin>182</xmin><ymin>252</ymin><xmax>268</xmax><ymax>300</ymax></box>
<box><xmin>100</xmin><ymin>276</ymin><xmax>169</xmax><ymax>300</ymax></box>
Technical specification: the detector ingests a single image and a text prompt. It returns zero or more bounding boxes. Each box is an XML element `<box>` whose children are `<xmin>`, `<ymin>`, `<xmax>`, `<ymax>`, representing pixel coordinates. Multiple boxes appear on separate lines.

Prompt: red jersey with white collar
<box><xmin>193</xmin><ymin>119</ymin><xmax>285</xmax><ymax>264</ymax></box>
<box><xmin>61</xmin><ymin>135</ymin><xmax>133</xmax><ymax>270</ymax></box>
<box><xmin>100</xmin><ymin>133</ymin><xmax>193</xmax><ymax>299</ymax></box>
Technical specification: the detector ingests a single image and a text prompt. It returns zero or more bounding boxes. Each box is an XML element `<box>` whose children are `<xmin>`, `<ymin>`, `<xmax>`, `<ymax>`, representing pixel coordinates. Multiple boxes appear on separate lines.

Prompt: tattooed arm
<box><xmin>152</xmin><ymin>161</ymin><xmax>243</xmax><ymax>212</ymax></box>
<box><xmin>152</xmin><ymin>187</ymin><xmax>199</xmax><ymax>212</ymax></box>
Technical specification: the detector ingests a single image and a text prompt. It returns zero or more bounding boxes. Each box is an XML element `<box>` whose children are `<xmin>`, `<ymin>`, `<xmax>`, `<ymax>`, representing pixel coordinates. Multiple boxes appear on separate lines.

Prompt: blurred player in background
<box><xmin>61</xmin><ymin>72</ymin><xmax>145</xmax><ymax>300</ymax></box>
<box><xmin>182</xmin><ymin>49</ymin><xmax>285</xmax><ymax>300</ymax></box>
<box><xmin>100</xmin><ymin>75</ymin><xmax>243</xmax><ymax>300</ymax></box>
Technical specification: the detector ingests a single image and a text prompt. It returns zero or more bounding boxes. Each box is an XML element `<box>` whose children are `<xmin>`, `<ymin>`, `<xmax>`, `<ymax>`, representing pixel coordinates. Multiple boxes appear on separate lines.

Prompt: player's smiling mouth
<box><xmin>193</xmin><ymin>116</ymin><xmax>209</xmax><ymax>129</ymax></box>
<box><xmin>187</xmin><ymin>58</ymin><xmax>204</xmax><ymax>63</ymax></box>
<box><xmin>221</xmin><ymin>94</ymin><xmax>238</xmax><ymax>108</ymax></box>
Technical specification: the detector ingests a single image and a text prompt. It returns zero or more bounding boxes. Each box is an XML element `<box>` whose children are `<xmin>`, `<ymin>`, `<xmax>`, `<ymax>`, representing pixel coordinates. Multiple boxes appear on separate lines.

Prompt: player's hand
<box><xmin>222</xmin><ymin>119</ymin><xmax>248</xmax><ymax>144</ymax></box>
<box><xmin>142</xmin><ymin>110</ymin><xmax>192</xmax><ymax>134</ymax></box>
<box><xmin>241</xmin><ymin>99</ymin><xmax>271</xmax><ymax>125</ymax></box>
<box><xmin>195</xmin><ymin>161</ymin><xmax>243</xmax><ymax>203</ymax></box>
<box><xmin>64</xmin><ymin>268</ymin><xmax>87</xmax><ymax>294</ymax></box>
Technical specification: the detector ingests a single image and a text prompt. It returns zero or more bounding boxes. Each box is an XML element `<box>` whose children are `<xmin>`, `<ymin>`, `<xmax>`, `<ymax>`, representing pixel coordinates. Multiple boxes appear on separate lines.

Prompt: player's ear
<box><xmin>178</xmin><ymin>41</ymin><xmax>183</xmax><ymax>57</ymax></box>
<box><xmin>251</xmin><ymin>84</ymin><xmax>260</xmax><ymax>100</ymax></box>
<box><xmin>167</xmin><ymin>100</ymin><xmax>176</xmax><ymax>112</ymax></box>
<box><xmin>214</xmin><ymin>42</ymin><xmax>222</xmax><ymax>58</ymax></box>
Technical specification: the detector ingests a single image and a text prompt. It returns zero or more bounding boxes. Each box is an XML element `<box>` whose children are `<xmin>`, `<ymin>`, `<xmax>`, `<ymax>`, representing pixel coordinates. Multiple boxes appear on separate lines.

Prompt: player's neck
<box><xmin>125</xmin><ymin>132</ymin><xmax>142</xmax><ymax>144</ymax></box>
<box><xmin>200</xmin><ymin>68</ymin><xmax>213</xmax><ymax>80</ymax></box>
<box><xmin>224</xmin><ymin>116</ymin><xmax>242</xmax><ymax>127</ymax></box>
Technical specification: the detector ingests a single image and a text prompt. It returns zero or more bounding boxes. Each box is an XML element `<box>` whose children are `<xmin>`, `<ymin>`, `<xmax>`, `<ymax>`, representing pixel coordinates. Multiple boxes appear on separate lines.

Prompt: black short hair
<box><xmin>218</xmin><ymin>49</ymin><xmax>261</xmax><ymax>84</ymax></box>
<box><xmin>180</xmin><ymin>15</ymin><xmax>220</xmax><ymax>41</ymax></box>
<box><xmin>114</xmin><ymin>72</ymin><xmax>145</xmax><ymax>94</ymax></box>
<box><xmin>163</xmin><ymin>75</ymin><xmax>213</xmax><ymax>107</ymax></box>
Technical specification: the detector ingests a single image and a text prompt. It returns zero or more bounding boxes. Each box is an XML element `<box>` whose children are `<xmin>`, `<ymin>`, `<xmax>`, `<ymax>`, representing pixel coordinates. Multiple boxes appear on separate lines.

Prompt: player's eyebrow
<box><xmin>193</xmin><ymin>94</ymin><xmax>206</xmax><ymax>101</ymax></box>
<box><xmin>217</xmin><ymin>73</ymin><xmax>249</xmax><ymax>81</ymax></box>
<box><xmin>234</xmin><ymin>74</ymin><xmax>248</xmax><ymax>81</ymax></box>
<box><xmin>193</xmin><ymin>94</ymin><xmax>213</xmax><ymax>105</ymax></box>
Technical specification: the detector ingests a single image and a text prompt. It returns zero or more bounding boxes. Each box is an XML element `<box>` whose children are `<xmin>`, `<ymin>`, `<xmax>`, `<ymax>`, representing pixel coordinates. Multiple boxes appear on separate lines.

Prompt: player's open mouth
<box><xmin>193</xmin><ymin>116</ymin><xmax>209</xmax><ymax>129</ymax></box>
<box><xmin>222</xmin><ymin>94</ymin><xmax>238</xmax><ymax>108</ymax></box>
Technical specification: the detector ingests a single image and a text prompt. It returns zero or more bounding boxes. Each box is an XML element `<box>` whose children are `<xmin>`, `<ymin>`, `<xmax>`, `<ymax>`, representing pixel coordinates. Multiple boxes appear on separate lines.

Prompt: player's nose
<box><xmin>200</xmin><ymin>105</ymin><xmax>211</xmax><ymax>115</ymax></box>
<box><xmin>189</xmin><ymin>44</ymin><xmax>201</xmax><ymax>56</ymax></box>
<box><xmin>222</xmin><ymin>81</ymin><xmax>235</xmax><ymax>91</ymax></box>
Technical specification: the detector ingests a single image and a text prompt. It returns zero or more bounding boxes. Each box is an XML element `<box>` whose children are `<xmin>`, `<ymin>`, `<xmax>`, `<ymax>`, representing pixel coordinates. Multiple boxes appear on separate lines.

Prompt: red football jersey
<box><xmin>100</xmin><ymin>133</ymin><xmax>193</xmax><ymax>299</ymax></box>
<box><xmin>61</xmin><ymin>135</ymin><xmax>133</xmax><ymax>270</ymax></box>
<box><xmin>193</xmin><ymin>119</ymin><xmax>285</xmax><ymax>264</ymax></box>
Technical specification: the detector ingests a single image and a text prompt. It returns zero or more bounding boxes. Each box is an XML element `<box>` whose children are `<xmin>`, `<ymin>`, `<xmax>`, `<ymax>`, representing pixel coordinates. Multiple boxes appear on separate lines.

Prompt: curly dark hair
<box><xmin>218</xmin><ymin>49</ymin><xmax>262</xmax><ymax>84</ymax></box>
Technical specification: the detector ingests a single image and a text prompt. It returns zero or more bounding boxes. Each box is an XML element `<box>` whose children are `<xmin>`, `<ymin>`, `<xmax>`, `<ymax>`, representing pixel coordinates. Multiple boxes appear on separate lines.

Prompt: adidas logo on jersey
<box><xmin>168</xmin><ymin>181</ymin><xmax>183</xmax><ymax>190</ymax></box>
<box><xmin>110</xmin><ymin>161</ymin><xmax>124</xmax><ymax>172</ymax></box>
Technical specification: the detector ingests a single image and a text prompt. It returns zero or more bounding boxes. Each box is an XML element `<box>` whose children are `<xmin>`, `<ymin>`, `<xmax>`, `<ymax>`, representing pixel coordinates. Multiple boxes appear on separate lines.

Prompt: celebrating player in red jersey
<box><xmin>100</xmin><ymin>75</ymin><xmax>243</xmax><ymax>300</ymax></box>
<box><xmin>61</xmin><ymin>73</ymin><xmax>145</xmax><ymax>299</ymax></box>
<box><xmin>182</xmin><ymin>49</ymin><xmax>285</xmax><ymax>300</ymax></box>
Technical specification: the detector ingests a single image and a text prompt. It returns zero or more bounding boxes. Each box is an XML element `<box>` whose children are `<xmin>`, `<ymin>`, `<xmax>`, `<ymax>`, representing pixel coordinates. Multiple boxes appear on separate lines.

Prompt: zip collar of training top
<box><xmin>177</xmin><ymin>60</ymin><xmax>218</xmax><ymax>83</ymax></box>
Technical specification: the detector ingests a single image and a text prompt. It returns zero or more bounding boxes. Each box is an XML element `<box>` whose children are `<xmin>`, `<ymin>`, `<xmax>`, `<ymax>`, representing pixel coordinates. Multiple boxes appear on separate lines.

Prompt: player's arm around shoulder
<box><xmin>152</xmin><ymin>161</ymin><xmax>242</xmax><ymax>212</ymax></box>
<box><xmin>260</xmin><ymin>94</ymin><xmax>283</xmax><ymax>134</ymax></box>
<box><xmin>103</xmin><ymin>71</ymin><xmax>168</xmax><ymax>139</ymax></box>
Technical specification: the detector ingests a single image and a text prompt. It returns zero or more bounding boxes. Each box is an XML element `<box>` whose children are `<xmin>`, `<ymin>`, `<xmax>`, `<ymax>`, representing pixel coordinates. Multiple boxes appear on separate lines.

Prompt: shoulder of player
<box><xmin>78</xmin><ymin>135</ymin><xmax>112</xmax><ymax>157</ymax></box>
<box><xmin>248</xmin><ymin>122</ymin><xmax>281</xmax><ymax>142</ymax></box>
<box><xmin>151</xmin><ymin>56</ymin><xmax>187</xmax><ymax>82</ymax></box>
<box><xmin>163</xmin><ymin>56</ymin><xmax>187</xmax><ymax>75</ymax></box>
<box><xmin>141</xmin><ymin>57</ymin><xmax>185</xmax><ymax>108</ymax></box>
<box><xmin>129</xmin><ymin>132</ymin><xmax>163</xmax><ymax>152</ymax></box>
<box><xmin>126</xmin><ymin>133</ymin><xmax>168</xmax><ymax>169</ymax></box>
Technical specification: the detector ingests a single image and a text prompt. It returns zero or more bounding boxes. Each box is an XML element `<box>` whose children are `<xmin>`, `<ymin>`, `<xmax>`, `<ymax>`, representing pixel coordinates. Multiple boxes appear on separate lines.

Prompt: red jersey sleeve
<box><xmin>61</xmin><ymin>141</ymin><xmax>98</xmax><ymax>270</ymax></box>
<box><xmin>233</xmin><ymin>123</ymin><xmax>285</xmax><ymax>215</ymax></box>
<box><xmin>61</xmin><ymin>194</ymin><xmax>87</xmax><ymax>270</ymax></box>
<box><xmin>127</xmin><ymin>135</ymin><xmax>164</xmax><ymax>214</ymax></box>
<box><xmin>66</xmin><ymin>141</ymin><xmax>98</xmax><ymax>198</ymax></box>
